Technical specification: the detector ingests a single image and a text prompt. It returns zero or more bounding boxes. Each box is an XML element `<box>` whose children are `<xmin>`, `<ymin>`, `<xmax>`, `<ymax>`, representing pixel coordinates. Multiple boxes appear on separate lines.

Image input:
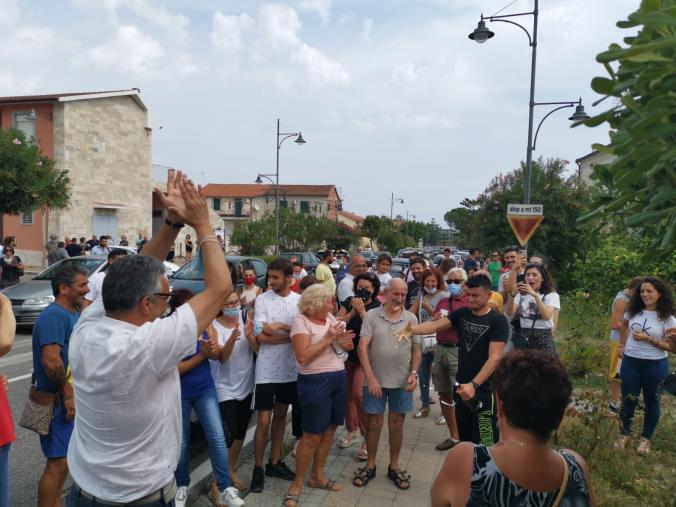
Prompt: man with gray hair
<box><xmin>337</xmin><ymin>253</ymin><xmax>368</xmax><ymax>304</ymax></box>
<box><xmin>67</xmin><ymin>171</ymin><xmax>236</xmax><ymax>506</ymax></box>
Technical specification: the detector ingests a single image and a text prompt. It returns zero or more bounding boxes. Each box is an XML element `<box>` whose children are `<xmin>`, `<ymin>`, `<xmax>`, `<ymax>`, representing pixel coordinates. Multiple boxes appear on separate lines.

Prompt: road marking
<box><xmin>8</xmin><ymin>372</ymin><xmax>32</xmax><ymax>383</ymax></box>
<box><xmin>0</xmin><ymin>351</ymin><xmax>33</xmax><ymax>368</ymax></box>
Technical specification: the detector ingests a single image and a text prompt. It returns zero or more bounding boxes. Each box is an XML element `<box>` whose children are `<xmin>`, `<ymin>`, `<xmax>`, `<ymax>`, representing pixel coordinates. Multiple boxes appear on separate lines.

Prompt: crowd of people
<box><xmin>0</xmin><ymin>172</ymin><xmax>673</xmax><ymax>507</ymax></box>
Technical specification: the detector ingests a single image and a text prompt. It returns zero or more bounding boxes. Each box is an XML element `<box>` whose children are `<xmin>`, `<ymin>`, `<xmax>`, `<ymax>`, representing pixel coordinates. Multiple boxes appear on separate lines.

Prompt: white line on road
<box><xmin>8</xmin><ymin>372</ymin><xmax>32</xmax><ymax>383</ymax></box>
<box><xmin>0</xmin><ymin>351</ymin><xmax>34</xmax><ymax>368</ymax></box>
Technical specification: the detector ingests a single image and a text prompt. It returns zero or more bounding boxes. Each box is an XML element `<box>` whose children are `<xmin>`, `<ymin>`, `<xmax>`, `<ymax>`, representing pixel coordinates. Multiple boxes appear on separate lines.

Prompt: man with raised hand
<box><xmin>67</xmin><ymin>171</ymin><xmax>240</xmax><ymax>507</ymax></box>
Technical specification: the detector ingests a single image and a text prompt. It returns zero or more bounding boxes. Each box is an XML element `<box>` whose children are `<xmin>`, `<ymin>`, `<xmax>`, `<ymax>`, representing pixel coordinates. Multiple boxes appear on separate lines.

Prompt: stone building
<box><xmin>0</xmin><ymin>89</ymin><xmax>151</xmax><ymax>265</ymax></box>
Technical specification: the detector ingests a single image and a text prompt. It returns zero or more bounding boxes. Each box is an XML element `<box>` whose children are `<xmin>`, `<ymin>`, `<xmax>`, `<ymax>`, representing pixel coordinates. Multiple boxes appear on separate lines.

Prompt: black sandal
<box><xmin>387</xmin><ymin>466</ymin><xmax>411</xmax><ymax>490</ymax></box>
<box><xmin>352</xmin><ymin>466</ymin><xmax>376</xmax><ymax>487</ymax></box>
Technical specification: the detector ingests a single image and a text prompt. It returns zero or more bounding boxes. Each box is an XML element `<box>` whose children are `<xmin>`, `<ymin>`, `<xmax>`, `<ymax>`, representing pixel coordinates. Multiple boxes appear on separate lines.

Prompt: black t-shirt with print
<box><xmin>343</xmin><ymin>298</ymin><xmax>381</xmax><ymax>363</ymax></box>
<box><xmin>450</xmin><ymin>307</ymin><xmax>509</xmax><ymax>387</ymax></box>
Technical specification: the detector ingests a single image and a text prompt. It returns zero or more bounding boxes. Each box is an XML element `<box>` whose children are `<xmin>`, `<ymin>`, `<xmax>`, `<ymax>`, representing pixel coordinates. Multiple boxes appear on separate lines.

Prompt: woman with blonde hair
<box><xmin>284</xmin><ymin>284</ymin><xmax>355</xmax><ymax>507</ymax></box>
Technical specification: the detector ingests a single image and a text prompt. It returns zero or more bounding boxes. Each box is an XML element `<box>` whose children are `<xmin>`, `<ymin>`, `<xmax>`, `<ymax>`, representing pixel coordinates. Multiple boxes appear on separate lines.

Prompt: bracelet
<box><xmin>199</xmin><ymin>239</ymin><xmax>221</xmax><ymax>247</ymax></box>
<box><xmin>198</xmin><ymin>235</ymin><xmax>218</xmax><ymax>247</ymax></box>
<box><xmin>164</xmin><ymin>218</ymin><xmax>185</xmax><ymax>229</ymax></box>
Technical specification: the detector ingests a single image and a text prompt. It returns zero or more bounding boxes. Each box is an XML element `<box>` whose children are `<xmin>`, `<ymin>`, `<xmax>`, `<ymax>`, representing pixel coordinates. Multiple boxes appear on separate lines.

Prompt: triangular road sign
<box><xmin>507</xmin><ymin>215</ymin><xmax>544</xmax><ymax>246</ymax></box>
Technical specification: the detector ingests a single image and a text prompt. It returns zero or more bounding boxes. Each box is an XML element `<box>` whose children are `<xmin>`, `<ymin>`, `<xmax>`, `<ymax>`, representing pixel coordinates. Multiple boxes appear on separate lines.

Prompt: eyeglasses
<box><xmin>152</xmin><ymin>292</ymin><xmax>172</xmax><ymax>301</ymax></box>
<box><xmin>448</xmin><ymin>279</ymin><xmax>463</xmax><ymax>284</ymax></box>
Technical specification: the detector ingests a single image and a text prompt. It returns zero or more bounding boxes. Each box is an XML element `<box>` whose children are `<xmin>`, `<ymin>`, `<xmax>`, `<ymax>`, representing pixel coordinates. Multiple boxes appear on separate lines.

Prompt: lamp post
<box><xmin>468</xmin><ymin>0</ymin><xmax>590</xmax><ymax>204</ymax></box>
<box><xmin>390</xmin><ymin>193</ymin><xmax>404</xmax><ymax>220</ymax></box>
<box><xmin>256</xmin><ymin>118</ymin><xmax>305</xmax><ymax>255</ymax></box>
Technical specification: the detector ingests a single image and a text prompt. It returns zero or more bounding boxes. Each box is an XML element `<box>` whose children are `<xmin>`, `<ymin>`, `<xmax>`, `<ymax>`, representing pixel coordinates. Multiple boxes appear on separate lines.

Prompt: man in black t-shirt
<box><xmin>65</xmin><ymin>238</ymin><xmax>83</xmax><ymax>257</ymax></box>
<box><xmin>399</xmin><ymin>275</ymin><xmax>508</xmax><ymax>446</ymax></box>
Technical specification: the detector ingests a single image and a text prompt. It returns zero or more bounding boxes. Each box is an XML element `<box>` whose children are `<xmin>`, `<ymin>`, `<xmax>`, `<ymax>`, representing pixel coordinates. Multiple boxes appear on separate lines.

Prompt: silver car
<box><xmin>2</xmin><ymin>253</ymin><xmax>180</xmax><ymax>326</ymax></box>
<box><xmin>2</xmin><ymin>256</ymin><xmax>104</xmax><ymax>326</ymax></box>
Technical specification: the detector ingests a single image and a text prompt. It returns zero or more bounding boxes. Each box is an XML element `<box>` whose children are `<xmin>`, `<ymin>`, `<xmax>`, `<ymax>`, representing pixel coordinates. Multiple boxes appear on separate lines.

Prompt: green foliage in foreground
<box><xmin>578</xmin><ymin>0</ymin><xmax>676</xmax><ymax>252</ymax></box>
<box><xmin>555</xmin><ymin>294</ymin><xmax>675</xmax><ymax>506</ymax></box>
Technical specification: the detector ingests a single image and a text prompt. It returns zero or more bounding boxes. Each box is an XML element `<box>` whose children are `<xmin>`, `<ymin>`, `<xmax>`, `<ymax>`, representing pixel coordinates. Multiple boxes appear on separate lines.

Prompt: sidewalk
<box><xmin>191</xmin><ymin>403</ymin><xmax>450</xmax><ymax>507</ymax></box>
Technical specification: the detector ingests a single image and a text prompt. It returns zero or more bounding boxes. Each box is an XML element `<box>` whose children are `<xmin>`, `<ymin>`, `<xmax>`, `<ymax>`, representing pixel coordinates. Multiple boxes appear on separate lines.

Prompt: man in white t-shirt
<box><xmin>66</xmin><ymin>171</ymin><xmax>236</xmax><ymax>506</ymax></box>
<box><xmin>337</xmin><ymin>254</ymin><xmax>368</xmax><ymax>304</ymax></box>
<box><xmin>250</xmin><ymin>257</ymin><xmax>301</xmax><ymax>493</ymax></box>
<box><xmin>83</xmin><ymin>249</ymin><xmax>128</xmax><ymax>306</ymax></box>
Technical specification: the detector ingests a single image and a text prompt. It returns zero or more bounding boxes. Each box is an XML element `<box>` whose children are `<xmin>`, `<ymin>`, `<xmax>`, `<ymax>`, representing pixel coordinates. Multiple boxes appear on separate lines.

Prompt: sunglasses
<box><xmin>448</xmin><ymin>279</ymin><xmax>463</xmax><ymax>284</ymax></box>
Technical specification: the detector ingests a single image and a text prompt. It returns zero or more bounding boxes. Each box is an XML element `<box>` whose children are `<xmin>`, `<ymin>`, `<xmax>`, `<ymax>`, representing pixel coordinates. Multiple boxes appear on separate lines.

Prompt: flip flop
<box><xmin>356</xmin><ymin>447</ymin><xmax>368</xmax><ymax>461</ymax></box>
<box><xmin>307</xmin><ymin>478</ymin><xmax>340</xmax><ymax>491</ymax></box>
<box><xmin>337</xmin><ymin>435</ymin><xmax>358</xmax><ymax>449</ymax></box>
<box><xmin>283</xmin><ymin>493</ymin><xmax>300</xmax><ymax>506</ymax></box>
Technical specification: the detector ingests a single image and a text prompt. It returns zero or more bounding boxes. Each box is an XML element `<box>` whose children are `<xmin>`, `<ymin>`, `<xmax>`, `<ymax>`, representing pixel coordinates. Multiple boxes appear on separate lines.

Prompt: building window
<box><xmin>234</xmin><ymin>198</ymin><xmax>243</xmax><ymax>217</ymax></box>
<box><xmin>21</xmin><ymin>211</ymin><xmax>35</xmax><ymax>225</ymax></box>
<box><xmin>279</xmin><ymin>200</ymin><xmax>288</xmax><ymax>209</ymax></box>
<box><xmin>13</xmin><ymin>112</ymin><xmax>36</xmax><ymax>139</ymax></box>
<box><xmin>213</xmin><ymin>198</ymin><xmax>221</xmax><ymax>211</ymax></box>
<box><xmin>300</xmin><ymin>200</ymin><xmax>310</xmax><ymax>214</ymax></box>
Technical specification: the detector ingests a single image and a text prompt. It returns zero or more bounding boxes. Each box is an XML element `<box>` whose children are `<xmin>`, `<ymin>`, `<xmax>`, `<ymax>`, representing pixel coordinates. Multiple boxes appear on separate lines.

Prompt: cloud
<box><xmin>210</xmin><ymin>12</ymin><xmax>255</xmax><ymax>51</ymax></box>
<box><xmin>362</xmin><ymin>18</ymin><xmax>373</xmax><ymax>43</ymax></box>
<box><xmin>1</xmin><ymin>26</ymin><xmax>57</xmax><ymax>59</ymax></box>
<box><xmin>79</xmin><ymin>25</ymin><xmax>165</xmax><ymax>75</ymax></box>
<box><xmin>298</xmin><ymin>0</ymin><xmax>332</xmax><ymax>25</ymax></box>
<box><xmin>0</xmin><ymin>71</ymin><xmax>42</xmax><ymax>95</ymax></box>
<box><xmin>257</xmin><ymin>3</ymin><xmax>302</xmax><ymax>49</ymax></box>
<box><xmin>293</xmin><ymin>43</ymin><xmax>350</xmax><ymax>85</ymax></box>
<box><xmin>0</xmin><ymin>0</ymin><xmax>20</xmax><ymax>28</ymax></box>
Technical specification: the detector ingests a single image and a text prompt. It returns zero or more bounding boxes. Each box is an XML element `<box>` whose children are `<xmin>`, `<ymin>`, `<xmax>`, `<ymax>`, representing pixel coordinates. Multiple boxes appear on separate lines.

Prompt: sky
<box><xmin>0</xmin><ymin>0</ymin><xmax>639</xmax><ymax>225</ymax></box>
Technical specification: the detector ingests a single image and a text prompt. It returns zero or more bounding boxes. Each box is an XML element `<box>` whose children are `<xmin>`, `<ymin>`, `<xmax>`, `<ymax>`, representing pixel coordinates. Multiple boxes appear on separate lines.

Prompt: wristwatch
<box><xmin>410</xmin><ymin>370</ymin><xmax>418</xmax><ymax>377</ymax></box>
<box><xmin>164</xmin><ymin>218</ymin><xmax>185</xmax><ymax>229</ymax></box>
<box><xmin>470</xmin><ymin>380</ymin><xmax>480</xmax><ymax>390</ymax></box>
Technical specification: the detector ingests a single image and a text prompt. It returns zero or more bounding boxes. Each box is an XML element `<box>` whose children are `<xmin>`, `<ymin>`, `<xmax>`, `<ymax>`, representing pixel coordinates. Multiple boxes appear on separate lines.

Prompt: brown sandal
<box><xmin>307</xmin><ymin>478</ymin><xmax>340</xmax><ymax>491</ymax></box>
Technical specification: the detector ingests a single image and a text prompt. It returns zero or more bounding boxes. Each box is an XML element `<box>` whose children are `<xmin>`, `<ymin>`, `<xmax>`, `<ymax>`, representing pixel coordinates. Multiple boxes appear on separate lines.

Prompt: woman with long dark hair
<box><xmin>615</xmin><ymin>277</ymin><xmax>675</xmax><ymax>455</ymax></box>
<box><xmin>506</xmin><ymin>263</ymin><xmax>560</xmax><ymax>353</ymax></box>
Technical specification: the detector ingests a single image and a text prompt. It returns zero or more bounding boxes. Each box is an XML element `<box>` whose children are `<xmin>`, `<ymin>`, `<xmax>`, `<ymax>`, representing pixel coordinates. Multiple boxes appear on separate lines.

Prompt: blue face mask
<box><xmin>424</xmin><ymin>287</ymin><xmax>437</xmax><ymax>295</ymax></box>
<box><xmin>449</xmin><ymin>283</ymin><xmax>462</xmax><ymax>297</ymax></box>
<box><xmin>223</xmin><ymin>306</ymin><xmax>241</xmax><ymax>318</ymax></box>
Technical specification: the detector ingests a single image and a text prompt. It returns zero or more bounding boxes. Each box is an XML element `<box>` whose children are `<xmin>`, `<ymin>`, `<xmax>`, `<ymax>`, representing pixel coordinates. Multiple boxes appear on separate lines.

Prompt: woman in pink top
<box><xmin>285</xmin><ymin>284</ymin><xmax>355</xmax><ymax>507</ymax></box>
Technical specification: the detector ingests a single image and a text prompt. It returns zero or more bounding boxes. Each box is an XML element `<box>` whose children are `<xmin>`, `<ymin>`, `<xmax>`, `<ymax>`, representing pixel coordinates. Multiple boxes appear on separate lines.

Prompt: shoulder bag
<box><xmin>418</xmin><ymin>294</ymin><xmax>437</xmax><ymax>354</ymax></box>
<box><xmin>552</xmin><ymin>452</ymin><xmax>570</xmax><ymax>507</ymax></box>
<box><xmin>18</xmin><ymin>375</ymin><xmax>57</xmax><ymax>436</ymax></box>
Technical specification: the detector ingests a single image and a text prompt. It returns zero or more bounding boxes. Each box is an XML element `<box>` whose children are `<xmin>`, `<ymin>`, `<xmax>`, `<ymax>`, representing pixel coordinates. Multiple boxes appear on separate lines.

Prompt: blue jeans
<box><xmin>176</xmin><ymin>387</ymin><xmax>231</xmax><ymax>490</ymax></box>
<box><xmin>619</xmin><ymin>355</ymin><xmax>669</xmax><ymax>439</ymax></box>
<box><xmin>0</xmin><ymin>443</ymin><xmax>9</xmax><ymax>507</ymax></box>
<box><xmin>419</xmin><ymin>351</ymin><xmax>435</xmax><ymax>407</ymax></box>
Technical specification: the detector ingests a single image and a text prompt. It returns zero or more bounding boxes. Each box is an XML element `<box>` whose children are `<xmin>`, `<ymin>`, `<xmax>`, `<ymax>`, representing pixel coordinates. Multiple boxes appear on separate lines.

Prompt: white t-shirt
<box><xmin>609</xmin><ymin>291</ymin><xmax>630</xmax><ymax>342</ymax></box>
<box><xmin>85</xmin><ymin>271</ymin><xmax>106</xmax><ymax>302</ymax></box>
<box><xmin>67</xmin><ymin>299</ymin><xmax>197</xmax><ymax>503</ymax></box>
<box><xmin>337</xmin><ymin>273</ymin><xmax>355</xmax><ymax>302</ymax></box>
<box><xmin>497</xmin><ymin>270</ymin><xmax>511</xmax><ymax>293</ymax></box>
<box><xmin>513</xmin><ymin>292</ymin><xmax>561</xmax><ymax>329</ymax></box>
<box><xmin>209</xmin><ymin>319</ymin><xmax>255</xmax><ymax>402</ymax></box>
<box><xmin>624</xmin><ymin>310</ymin><xmax>676</xmax><ymax>360</ymax></box>
<box><xmin>254</xmin><ymin>290</ymin><xmax>300</xmax><ymax>384</ymax></box>
<box><xmin>376</xmin><ymin>272</ymin><xmax>392</xmax><ymax>292</ymax></box>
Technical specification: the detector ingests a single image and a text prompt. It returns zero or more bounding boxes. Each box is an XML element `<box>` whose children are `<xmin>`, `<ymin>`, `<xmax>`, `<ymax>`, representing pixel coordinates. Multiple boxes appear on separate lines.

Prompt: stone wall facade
<box><xmin>49</xmin><ymin>96</ymin><xmax>151</xmax><ymax>242</ymax></box>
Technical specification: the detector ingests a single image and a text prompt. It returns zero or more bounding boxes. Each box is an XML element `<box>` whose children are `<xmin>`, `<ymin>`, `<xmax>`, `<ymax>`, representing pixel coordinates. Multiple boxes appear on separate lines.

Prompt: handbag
<box><xmin>663</xmin><ymin>372</ymin><xmax>676</xmax><ymax>397</ymax></box>
<box><xmin>19</xmin><ymin>376</ymin><xmax>56</xmax><ymax>436</ymax></box>
<box><xmin>418</xmin><ymin>294</ymin><xmax>437</xmax><ymax>354</ymax></box>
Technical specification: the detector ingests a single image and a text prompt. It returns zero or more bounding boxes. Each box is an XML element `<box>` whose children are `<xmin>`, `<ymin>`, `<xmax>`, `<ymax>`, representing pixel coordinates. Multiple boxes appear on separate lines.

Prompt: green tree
<box><xmin>444</xmin><ymin>207</ymin><xmax>476</xmax><ymax>246</ymax></box>
<box><xmin>230</xmin><ymin>219</ymin><xmax>274</xmax><ymax>255</ymax></box>
<box><xmin>458</xmin><ymin>158</ymin><xmax>594</xmax><ymax>290</ymax></box>
<box><xmin>0</xmin><ymin>128</ymin><xmax>70</xmax><ymax>238</ymax></box>
<box><xmin>578</xmin><ymin>0</ymin><xmax>676</xmax><ymax>252</ymax></box>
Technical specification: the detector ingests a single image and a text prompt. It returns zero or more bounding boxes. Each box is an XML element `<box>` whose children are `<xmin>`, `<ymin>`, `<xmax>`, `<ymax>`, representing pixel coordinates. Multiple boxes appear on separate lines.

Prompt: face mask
<box><xmin>292</xmin><ymin>274</ymin><xmax>301</xmax><ymax>280</ymax></box>
<box><xmin>243</xmin><ymin>275</ymin><xmax>256</xmax><ymax>285</ymax></box>
<box><xmin>223</xmin><ymin>306</ymin><xmax>241</xmax><ymax>317</ymax></box>
<box><xmin>355</xmin><ymin>287</ymin><xmax>372</xmax><ymax>301</ymax></box>
<box><xmin>254</xmin><ymin>322</ymin><xmax>264</xmax><ymax>336</ymax></box>
<box><xmin>449</xmin><ymin>283</ymin><xmax>462</xmax><ymax>297</ymax></box>
<box><xmin>424</xmin><ymin>287</ymin><xmax>437</xmax><ymax>295</ymax></box>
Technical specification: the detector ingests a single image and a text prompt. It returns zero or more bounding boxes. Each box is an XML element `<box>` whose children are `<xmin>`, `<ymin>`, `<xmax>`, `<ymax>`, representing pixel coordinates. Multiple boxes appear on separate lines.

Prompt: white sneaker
<box><xmin>221</xmin><ymin>486</ymin><xmax>245</xmax><ymax>507</ymax></box>
<box><xmin>174</xmin><ymin>486</ymin><xmax>188</xmax><ymax>507</ymax></box>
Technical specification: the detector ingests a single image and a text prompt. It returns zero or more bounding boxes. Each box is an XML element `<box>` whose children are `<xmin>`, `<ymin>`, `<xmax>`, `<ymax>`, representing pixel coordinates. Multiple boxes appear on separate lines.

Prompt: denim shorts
<box><xmin>297</xmin><ymin>370</ymin><xmax>347</xmax><ymax>435</ymax></box>
<box><xmin>362</xmin><ymin>386</ymin><xmax>413</xmax><ymax>415</ymax></box>
<box><xmin>39</xmin><ymin>400</ymin><xmax>73</xmax><ymax>459</ymax></box>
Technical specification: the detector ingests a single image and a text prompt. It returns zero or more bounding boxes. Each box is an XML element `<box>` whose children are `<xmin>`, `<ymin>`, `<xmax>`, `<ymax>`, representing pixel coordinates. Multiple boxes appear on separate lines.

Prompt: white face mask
<box><xmin>424</xmin><ymin>287</ymin><xmax>437</xmax><ymax>295</ymax></box>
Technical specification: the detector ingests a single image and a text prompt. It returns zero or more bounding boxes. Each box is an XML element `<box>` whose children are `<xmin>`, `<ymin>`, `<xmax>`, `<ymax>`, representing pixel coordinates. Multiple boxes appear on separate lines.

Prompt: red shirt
<box><xmin>434</xmin><ymin>295</ymin><xmax>469</xmax><ymax>344</ymax></box>
<box><xmin>0</xmin><ymin>383</ymin><xmax>15</xmax><ymax>446</ymax></box>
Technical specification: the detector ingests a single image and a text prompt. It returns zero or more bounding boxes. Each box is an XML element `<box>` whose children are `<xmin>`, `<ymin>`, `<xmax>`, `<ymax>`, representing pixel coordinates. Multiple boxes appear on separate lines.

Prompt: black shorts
<box><xmin>455</xmin><ymin>388</ymin><xmax>499</xmax><ymax>446</ymax></box>
<box><xmin>254</xmin><ymin>381</ymin><xmax>297</xmax><ymax>411</ymax></box>
<box><xmin>219</xmin><ymin>394</ymin><xmax>253</xmax><ymax>445</ymax></box>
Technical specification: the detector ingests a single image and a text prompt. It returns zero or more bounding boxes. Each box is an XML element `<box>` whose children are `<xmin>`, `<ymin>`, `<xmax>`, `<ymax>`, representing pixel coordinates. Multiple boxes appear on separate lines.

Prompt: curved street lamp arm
<box><xmin>257</xmin><ymin>174</ymin><xmax>276</xmax><ymax>185</ymax></box>
<box><xmin>487</xmin><ymin>18</ymin><xmax>533</xmax><ymax>46</ymax></box>
<box><xmin>532</xmin><ymin>104</ymin><xmax>574</xmax><ymax>150</ymax></box>
<box><xmin>278</xmin><ymin>133</ymin><xmax>300</xmax><ymax>148</ymax></box>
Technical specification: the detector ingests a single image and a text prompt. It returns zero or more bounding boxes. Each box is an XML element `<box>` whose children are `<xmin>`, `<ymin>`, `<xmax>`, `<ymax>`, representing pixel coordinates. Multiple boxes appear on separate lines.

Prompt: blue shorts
<box><xmin>39</xmin><ymin>400</ymin><xmax>73</xmax><ymax>459</ymax></box>
<box><xmin>363</xmin><ymin>386</ymin><xmax>413</xmax><ymax>414</ymax></box>
<box><xmin>297</xmin><ymin>370</ymin><xmax>347</xmax><ymax>435</ymax></box>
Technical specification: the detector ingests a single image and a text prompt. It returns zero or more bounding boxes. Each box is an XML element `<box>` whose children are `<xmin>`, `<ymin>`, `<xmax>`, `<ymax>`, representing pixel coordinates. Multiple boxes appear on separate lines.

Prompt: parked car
<box><xmin>279</xmin><ymin>252</ymin><xmax>320</xmax><ymax>274</ymax></box>
<box><xmin>169</xmin><ymin>256</ymin><xmax>267</xmax><ymax>294</ymax></box>
<box><xmin>361</xmin><ymin>250</ymin><xmax>376</xmax><ymax>267</ymax></box>
<box><xmin>2</xmin><ymin>253</ymin><xmax>181</xmax><ymax>326</ymax></box>
<box><xmin>389</xmin><ymin>257</ymin><xmax>411</xmax><ymax>279</ymax></box>
<box><xmin>111</xmin><ymin>245</ymin><xmax>180</xmax><ymax>275</ymax></box>
<box><xmin>433</xmin><ymin>253</ymin><xmax>463</xmax><ymax>268</ymax></box>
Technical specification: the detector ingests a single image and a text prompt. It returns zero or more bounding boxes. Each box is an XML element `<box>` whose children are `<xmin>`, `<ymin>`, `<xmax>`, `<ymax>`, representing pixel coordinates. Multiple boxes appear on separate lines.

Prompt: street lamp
<box><xmin>390</xmin><ymin>193</ymin><xmax>404</xmax><ymax>220</ymax></box>
<box><xmin>255</xmin><ymin>118</ymin><xmax>306</xmax><ymax>255</ymax></box>
<box><xmin>468</xmin><ymin>1</ymin><xmax>590</xmax><ymax>204</ymax></box>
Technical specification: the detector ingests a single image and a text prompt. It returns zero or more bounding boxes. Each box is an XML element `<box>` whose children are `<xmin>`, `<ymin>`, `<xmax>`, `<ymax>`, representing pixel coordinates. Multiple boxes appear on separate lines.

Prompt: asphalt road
<box><xmin>2</xmin><ymin>328</ymin><xmax>47</xmax><ymax>507</ymax></box>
